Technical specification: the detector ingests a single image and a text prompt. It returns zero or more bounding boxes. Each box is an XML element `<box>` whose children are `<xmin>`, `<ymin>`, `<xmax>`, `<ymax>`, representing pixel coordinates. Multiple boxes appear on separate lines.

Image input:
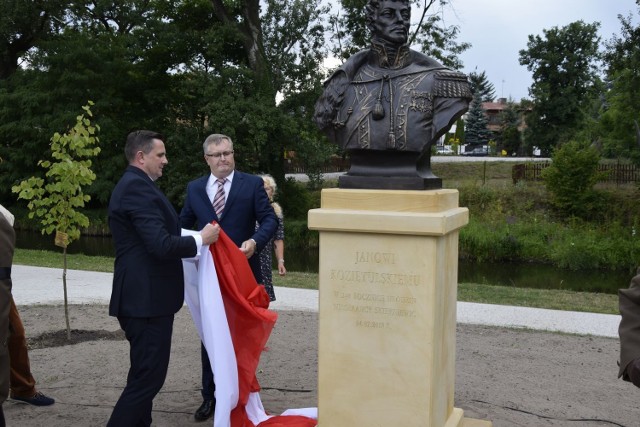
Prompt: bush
<box><xmin>285</xmin><ymin>219</ymin><xmax>319</xmax><ymax>248</ymax></box>
<box><xmin>279</xmin><ymin>178</ymin><xmax>318</xmax><ymax>220</ymax></box>
<box><xmin>541</xmin><ymin>141</ymin><xmax>605</xmax><ymax>218</ymax></box>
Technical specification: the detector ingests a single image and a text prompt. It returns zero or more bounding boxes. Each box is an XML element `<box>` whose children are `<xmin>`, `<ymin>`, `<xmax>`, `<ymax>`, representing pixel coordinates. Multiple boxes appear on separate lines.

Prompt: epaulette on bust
<box><xmin>434</xmin><ymin>71</ymin><xmax>473</xmax><ymax>99</ymax></box>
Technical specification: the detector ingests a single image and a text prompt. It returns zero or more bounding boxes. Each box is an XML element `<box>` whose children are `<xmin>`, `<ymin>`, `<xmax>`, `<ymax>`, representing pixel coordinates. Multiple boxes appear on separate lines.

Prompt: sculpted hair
<box><xmin>365</xmin><ymin>0</ymin><xmax>410</xmax><ymax>32</ymax></box>
<box><xmin>203</xmin><ymin>133</ymin><xmax>233</xmax><ymax>153</ymax></box>
<box><xmin>125</xmin><ymin>130</ymin><xmax>164</xmax><ymax>163</ymax></box>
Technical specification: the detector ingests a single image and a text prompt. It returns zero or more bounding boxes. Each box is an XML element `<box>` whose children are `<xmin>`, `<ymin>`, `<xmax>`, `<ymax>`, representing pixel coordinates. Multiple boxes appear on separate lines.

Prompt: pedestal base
<box><xmin>308</xmin><ymin>189</ymin><xmax>491</xmax><ymax>427</ymax></box>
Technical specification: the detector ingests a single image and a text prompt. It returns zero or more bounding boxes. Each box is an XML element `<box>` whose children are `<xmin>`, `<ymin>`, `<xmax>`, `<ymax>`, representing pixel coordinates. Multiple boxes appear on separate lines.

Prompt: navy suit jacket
<box><xmin>108</xmin><ymin>166</ymin><xmax>197</xmax><ymax>318</ymax></box>
<box><xmin>179</xmin><ymin>170</ymin><xmax>277</xmax><ymax>283</ymax></box>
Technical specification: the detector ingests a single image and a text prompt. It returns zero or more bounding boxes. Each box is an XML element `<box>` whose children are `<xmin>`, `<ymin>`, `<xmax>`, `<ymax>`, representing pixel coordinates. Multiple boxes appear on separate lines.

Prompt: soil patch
<box><xmin>27</xmin><ymin>329</ymin><xmax>125</xmax><ymax>349</ymax></box>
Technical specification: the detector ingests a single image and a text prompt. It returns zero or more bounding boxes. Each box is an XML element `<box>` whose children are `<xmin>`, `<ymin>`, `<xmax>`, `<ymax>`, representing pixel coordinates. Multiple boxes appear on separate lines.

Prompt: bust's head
<box><xmin>366</xmin><ymin>0</ymin><xmax>411</xmax><ymax>46</ymax></box>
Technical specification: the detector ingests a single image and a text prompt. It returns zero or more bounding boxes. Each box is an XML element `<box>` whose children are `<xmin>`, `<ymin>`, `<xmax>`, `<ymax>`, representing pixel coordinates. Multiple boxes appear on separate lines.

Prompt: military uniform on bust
<box><xmin>314</xmin><ymin>0</ymin><xmax>472</xmax><ymax>190</ymax></box>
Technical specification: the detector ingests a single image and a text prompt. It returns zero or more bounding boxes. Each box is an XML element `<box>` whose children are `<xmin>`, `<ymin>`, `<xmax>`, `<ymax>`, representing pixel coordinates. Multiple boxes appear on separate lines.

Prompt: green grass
<box><xmin>14</xmin><ymin>248</ymin><xmax>620</xmax><ymax>315</ymax></box>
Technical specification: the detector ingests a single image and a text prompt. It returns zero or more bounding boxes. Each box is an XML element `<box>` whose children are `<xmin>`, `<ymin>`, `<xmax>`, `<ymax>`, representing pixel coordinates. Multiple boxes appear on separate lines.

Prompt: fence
<box><xmin>512</xmin><ymin>162</ymin><xmax>640</xmax><ymax>184</ymax></box>
<box><xmin>284</xmin><ymin>157</ymin><xmax>350</xmax><ymax>174</ymax></box>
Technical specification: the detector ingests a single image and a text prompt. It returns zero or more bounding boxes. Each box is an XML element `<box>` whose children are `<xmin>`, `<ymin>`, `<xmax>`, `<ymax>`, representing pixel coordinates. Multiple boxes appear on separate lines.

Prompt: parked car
<box><xmin>435</xmin><ymin>145</ymin><xmax>454</xmax><ymax>155</ymax></box>
<box><xmin>462</xmin><ymin>147</ymin><xmax>488</xmax><ymax>156</ymax></box>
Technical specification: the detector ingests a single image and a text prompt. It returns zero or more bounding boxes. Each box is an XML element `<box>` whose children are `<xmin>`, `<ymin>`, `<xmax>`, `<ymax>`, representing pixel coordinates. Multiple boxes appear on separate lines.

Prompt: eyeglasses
<box><xmin>205</xmin><ymin>150</ymin><xmax>234</xmax><ymax>159</ymax></box>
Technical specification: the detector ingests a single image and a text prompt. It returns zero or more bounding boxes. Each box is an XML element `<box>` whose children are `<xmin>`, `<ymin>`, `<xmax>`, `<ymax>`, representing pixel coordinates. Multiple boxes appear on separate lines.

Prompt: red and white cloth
<box><xmin>183</xmin><ymin>227</ymin><xmax>317</xmax><ymax>427</ymax></box>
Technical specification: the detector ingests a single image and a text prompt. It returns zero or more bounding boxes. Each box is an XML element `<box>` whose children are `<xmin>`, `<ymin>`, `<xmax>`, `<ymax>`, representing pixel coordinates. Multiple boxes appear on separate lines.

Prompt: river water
<box><xmin>15</xmin><ymin>230</ymin><xmax>633</xmax><ymax>295</ymax></box>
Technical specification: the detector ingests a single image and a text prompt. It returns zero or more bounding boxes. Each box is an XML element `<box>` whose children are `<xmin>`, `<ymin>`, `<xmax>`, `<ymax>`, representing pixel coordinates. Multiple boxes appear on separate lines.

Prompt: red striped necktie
<box><xmin>212</xmin><ymin>178</ymin><xmax>226</xmax><ymax>217</ymax></box>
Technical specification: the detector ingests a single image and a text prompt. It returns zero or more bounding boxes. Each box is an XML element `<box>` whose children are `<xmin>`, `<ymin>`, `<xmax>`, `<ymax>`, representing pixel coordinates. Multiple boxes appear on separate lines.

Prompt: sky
<box><xmin>440</xmin><ymin>0</ymin><xmax>638</xmax><ymax>101</ymax></box>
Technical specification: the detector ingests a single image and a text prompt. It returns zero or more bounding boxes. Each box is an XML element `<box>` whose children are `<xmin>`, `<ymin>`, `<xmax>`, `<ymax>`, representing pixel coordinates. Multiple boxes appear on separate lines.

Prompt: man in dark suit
<box><xmin>180</xmin><ymin>133</ymin><xmax>277</xmax><ymax>421</ymax></box>
<box><xmin>107</xmin><ymin>130</ymin><xmax>220</xmax><ymax>427</ymax></box>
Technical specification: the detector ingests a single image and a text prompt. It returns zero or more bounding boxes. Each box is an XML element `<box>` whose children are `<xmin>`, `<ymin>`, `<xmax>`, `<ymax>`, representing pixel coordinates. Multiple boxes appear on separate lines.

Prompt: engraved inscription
<box><xmin>330</xmin><ymin>270</ymin><xmax>419</xmax><ymax>286</ymax></box>
<box><xmin>330</xmin><ymin>249</ymin><xmax>423</xmax><ymax>329</ymax></box>
<box><xmin>355</xmin><ymin>251</ymin><xmax>396</xmax><ymax>265</ymax></box>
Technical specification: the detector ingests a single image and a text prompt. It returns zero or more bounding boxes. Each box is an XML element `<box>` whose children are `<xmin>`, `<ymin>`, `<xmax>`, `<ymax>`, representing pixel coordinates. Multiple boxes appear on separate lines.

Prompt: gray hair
<box><xmin>203</xmin><ymin>133</ymin><xmax>233</xmax><ymax>153</ymax></box>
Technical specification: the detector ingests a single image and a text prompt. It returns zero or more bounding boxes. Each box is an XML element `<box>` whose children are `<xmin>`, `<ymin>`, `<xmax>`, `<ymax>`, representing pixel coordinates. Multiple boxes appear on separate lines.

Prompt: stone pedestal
<box><xmin>308</xmin><ymin>188</ymin><xmax>491</xmax><ymax>427</ymax></box>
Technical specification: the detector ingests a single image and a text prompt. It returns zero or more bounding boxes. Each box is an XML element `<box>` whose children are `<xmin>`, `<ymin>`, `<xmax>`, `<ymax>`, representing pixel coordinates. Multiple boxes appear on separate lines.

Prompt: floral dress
<box><xmin>257</xmin><ymin>214</ymin><xmax>284</xmax><ymax>301</ymax></box>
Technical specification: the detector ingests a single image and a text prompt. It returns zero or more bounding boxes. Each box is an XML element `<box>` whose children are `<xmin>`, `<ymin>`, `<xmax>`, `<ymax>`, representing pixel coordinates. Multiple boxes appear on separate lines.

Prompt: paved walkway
<box><xmin>11</xmin><ymin>265</ymin><xmax>621</xmax><ymax>338</ymax></box>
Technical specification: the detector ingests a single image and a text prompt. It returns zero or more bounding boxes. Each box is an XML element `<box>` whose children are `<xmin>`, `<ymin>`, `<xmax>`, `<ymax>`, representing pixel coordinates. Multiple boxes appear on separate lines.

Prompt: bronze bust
<box><xmin>314</xmin><ymin>0</ymin><xmax>472</xmax><ymax>189</ymax></box>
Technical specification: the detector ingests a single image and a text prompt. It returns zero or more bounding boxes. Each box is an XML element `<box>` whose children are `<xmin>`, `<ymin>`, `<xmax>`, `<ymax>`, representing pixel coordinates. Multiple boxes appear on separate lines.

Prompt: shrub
<box><xmin>279</xmin><ymin>178</ymin><xmax>317</xmax><ymax>220</ymax></box>
<box><xmin>541</xmin><ymin>141</ymin><xmax>605</xmax><ymax>219</ymax></box>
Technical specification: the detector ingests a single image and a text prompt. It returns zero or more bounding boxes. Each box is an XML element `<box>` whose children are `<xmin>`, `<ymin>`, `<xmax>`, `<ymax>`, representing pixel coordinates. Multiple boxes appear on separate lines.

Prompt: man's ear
<box><xmin>134</xmin><ymin>150</ymin><xmax>145</xmax><ymax>165</ymax></box>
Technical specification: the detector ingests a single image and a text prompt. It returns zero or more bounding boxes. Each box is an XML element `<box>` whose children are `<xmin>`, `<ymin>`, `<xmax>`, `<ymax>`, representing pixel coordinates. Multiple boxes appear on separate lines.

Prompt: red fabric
<box><xmin>257</xmin><ymin>416</ymin><xmax>318</xmax><ymax>427</ymax></box>
<box><xmin>210</xmin><ymin>228</ymin><xmax>316</xmax><ymax>427</ymax></box>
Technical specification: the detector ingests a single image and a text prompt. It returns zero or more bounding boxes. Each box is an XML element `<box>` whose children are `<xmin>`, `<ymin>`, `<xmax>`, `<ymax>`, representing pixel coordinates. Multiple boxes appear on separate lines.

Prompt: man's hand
<box><xmin>239</xmin><ymin>238</ymin><xmax>257</xmax><ymax>259</ymax></box>
<box><xmin>200</xmin><ymin>223</ymin><xmax>220</xmax><ymax>245</ymax></box>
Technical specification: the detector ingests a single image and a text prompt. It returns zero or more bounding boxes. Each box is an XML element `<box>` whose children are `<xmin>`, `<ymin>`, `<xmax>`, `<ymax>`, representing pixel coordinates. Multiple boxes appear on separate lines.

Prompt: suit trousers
<box><xmin>200</xmin><ymin>342</ymin><xmax>216</xmax><ymax>400</ymax></box>
<box><xmin>107</xmin><ymin>314</ymin><xmax>174</xmax><ymax>427</ymax></box>
<box><xmin>8</xmin><ymin>297</ymin><xmax>36</xmax><ymax>398</ymax></box>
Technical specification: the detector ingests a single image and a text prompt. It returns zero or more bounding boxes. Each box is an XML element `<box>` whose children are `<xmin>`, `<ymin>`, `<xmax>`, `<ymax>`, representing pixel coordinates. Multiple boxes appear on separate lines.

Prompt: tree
<box><xmin>0</xmin><ymin>0</ymin><xmax>66</xmax><ymax>79</ymax></box>
<box><xmin>498</xmin><ymin>100</ymin><xmax>522</xmax><ymax>155</ymax></box>
<box><xmin>519</xmin><ymin>21</ymin><xmax>602</xmax><ymax>156</ymax></box>
<box><xmin>12</xmin><ymin>102</ymin><xmax>100</xmax><ymax>340</ymax></box>
<box><xmin>0</xmin><ymin>0</ymin><xmax>179</xmax><ymax>205</ymax></box>
<box><xmin>464</xmin><ymin>94</ymin><xmax>491</xmax><ymax>147</ymax></box>
<box><xmin>599</xmin><ymin>7</ymin><xmax>640</xmax><ymax>164</ymax></box>
<box><xmin>468</xmin><ymin>69</ymin><xmax>496</xmax><ymax>102</ymax></box>
<box><xmin>541</xmin><ymin>140</ymin><xmax>604</xmax><ymax>219</ymax></box>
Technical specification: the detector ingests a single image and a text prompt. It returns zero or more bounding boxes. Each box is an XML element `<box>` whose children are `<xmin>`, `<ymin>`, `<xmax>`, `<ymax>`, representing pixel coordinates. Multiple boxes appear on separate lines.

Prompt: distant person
<box><xmin>8</xmin><ymin>297</ymin><xmax>55</xmax><ymax>406</ymax></box>
<box><xmin>0</xmin><ymin>204</ymin><xmax>15</xmax><ymax>427</ymax></box>
<box><xmin>258</xmin><ymin>174</ymin><xmax>286</xmax><ymax>301</ymax></box>
<box><xmin>107</xmin><ymin>130</ymin><xmax>219</xmax><ymax>427</ymax></box>
<box><xmin>180</xmin><ymin>133</ymin><xmax>277</xmax><ymax>422</ymax></box>
<box><xmin>618</xmin><ymin>268</ymin><xmax>640</xmax><ymax>387</ymax></box>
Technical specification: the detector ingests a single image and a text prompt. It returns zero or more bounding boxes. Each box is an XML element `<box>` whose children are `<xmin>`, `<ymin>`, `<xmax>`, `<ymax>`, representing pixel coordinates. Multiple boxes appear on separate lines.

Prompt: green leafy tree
<box><xmin>0</xmin><ymin>0</ymin><xmax>66</xmax><ymax>79</ymax></box>
<box><xmin>541</xmin><ymin>140</ymin><xmax>604</xmax><ymax>219</ymax></box>
<box><xmin>0</xmin><ymin>1</ymin><xmax>176</xmax><ymax>205</ymax></box>
<box><xmin>519</xmin><ymin>21</ymin><xmax>602</xmax><ymax>156</ymax></box>
<box><xmin>468</xmin><ymin>69</ymin><xmax>496</xmax><ymax>102</ymax></box>
<box><xmin>498</xmin><ymin>100</ymin><xmax>522</xmax><ymax>155</ymax></box>
<box><xmin>12</xmin><ymin>102</ymin><xmax>100</xmax><ymax>340</ymax></box>
<box><xmin>599</xmin><ymin>7</ymin><xmax>640</xmax><ymax>164</ymax></box>
<box><xmin>464</xmin><ymin>95</ymin><xmax>491</xmax><ymax>147</ymax></box>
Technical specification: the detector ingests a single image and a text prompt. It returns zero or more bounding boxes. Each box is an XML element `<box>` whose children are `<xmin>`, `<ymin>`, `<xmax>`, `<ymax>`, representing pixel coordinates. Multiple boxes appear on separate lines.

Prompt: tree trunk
<box><xmin>62</xmin><ymin>247</ymin><xmax>71</xmax><ymax>340</ymax></box>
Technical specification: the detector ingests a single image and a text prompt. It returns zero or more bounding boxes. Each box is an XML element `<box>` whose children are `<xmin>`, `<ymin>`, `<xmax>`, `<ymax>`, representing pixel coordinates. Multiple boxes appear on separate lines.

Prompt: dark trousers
<box><xmin>8</xmin><ymin>297</ymin><xmax>36</xmax><ymax>398</ymax></box>
<box><xmin>107</xmin><ymin>315</ymin><xmax>174</xmax><ymax>427</ymax></box>
<box><xmin>200</xmin><ymin>342</ymin><xmax>216</xmax><ymax>400</ymax></box>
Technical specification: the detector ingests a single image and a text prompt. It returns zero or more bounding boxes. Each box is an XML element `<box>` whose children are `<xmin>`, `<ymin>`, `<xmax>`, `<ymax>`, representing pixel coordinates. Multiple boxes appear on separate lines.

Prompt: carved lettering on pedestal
<box><xmin>329</xmin><ymin>249</ymin><xmax>422</xmax><ymax>329</ymax></box>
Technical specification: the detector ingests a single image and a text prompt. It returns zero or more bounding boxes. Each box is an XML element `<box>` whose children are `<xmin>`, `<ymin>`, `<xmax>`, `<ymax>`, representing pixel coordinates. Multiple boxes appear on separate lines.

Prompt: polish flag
<box><xmin>184</xmin><ymin>227</ymin><xmax>317</xmax><ymax>427</ymax></box>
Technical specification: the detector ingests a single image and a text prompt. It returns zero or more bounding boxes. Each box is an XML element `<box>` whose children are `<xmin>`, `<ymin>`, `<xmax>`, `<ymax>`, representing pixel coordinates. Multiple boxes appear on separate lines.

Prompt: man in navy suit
<box><xmin>107</xmin><ymin>130</ymin><xmax>220</xmax><ymax>427</ymax></box>
<box><xmin>180</xmin><ymin>133</ymin><xmax>277</xmax><ymax>421</ymax></box>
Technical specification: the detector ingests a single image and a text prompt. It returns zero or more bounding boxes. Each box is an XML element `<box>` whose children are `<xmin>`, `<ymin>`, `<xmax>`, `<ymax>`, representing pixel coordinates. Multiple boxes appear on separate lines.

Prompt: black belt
<box><xmin>0</xmin><ymin>267</ymin><xmax>11</xmax><ymax>280</ymax></box>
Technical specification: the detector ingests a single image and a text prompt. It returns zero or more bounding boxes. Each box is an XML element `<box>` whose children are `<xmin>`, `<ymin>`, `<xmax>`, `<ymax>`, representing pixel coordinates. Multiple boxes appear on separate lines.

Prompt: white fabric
<box><xmin>182</xmin><ymin>228</ymin><xmax>317</xmax><ymax>426</ymax></box>
<box><xmin>0</xmin><ymin>204</ymin><xmax>14</xmax><ymax>226</ymax></box>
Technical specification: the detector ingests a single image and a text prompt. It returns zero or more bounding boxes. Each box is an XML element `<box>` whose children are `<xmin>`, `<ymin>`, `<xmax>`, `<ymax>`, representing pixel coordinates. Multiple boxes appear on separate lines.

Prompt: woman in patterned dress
<box><xmin>257</xmin><ymin>175</ymin><xmax>286</xmax><ymax>301</ymax></box>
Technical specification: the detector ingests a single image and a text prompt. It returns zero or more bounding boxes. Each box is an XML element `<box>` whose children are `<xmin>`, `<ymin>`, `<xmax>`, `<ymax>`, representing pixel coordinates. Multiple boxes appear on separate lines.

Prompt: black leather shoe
<box><xmin>194</xmin><ymin>399</ymin><xmax>215</xmax><ymax>422</ymax></box>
